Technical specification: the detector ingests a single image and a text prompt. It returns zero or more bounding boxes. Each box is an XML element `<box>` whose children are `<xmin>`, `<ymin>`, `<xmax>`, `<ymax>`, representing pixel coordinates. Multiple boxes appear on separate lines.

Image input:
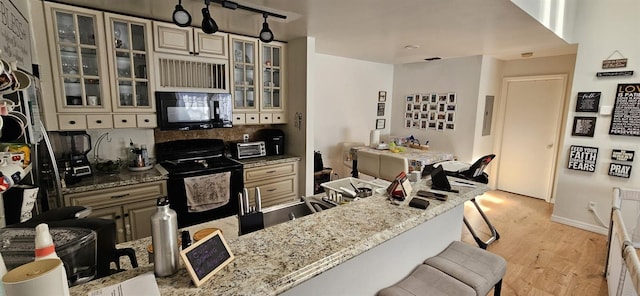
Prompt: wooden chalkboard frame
<box><xmin>180</xmin><ymin>229</ymin><xmax>234</xmax><ymax>287</ymax></box>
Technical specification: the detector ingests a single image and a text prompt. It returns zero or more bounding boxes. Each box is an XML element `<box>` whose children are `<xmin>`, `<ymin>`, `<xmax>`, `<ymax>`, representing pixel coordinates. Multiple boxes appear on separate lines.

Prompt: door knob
<box><xmin>546</xmin><ymin>143</ymin><xmax>554</xmax><ymax>149</ymax></box>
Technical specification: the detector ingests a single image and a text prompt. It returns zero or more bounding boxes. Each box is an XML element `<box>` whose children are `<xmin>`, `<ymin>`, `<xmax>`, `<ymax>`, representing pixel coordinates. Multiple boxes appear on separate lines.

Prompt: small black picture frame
<box><xmin>377</xmin><ymin>103</ymin><xmax>385</xmax><ymax>116</ymax></box>
<box><xmin>376</xmin><ymin>119</ymin><xmax>386</xmax><ymax>129</ymax></box>
<box><xmin>378</xmin><ymin>91</ymin><xmax>387</xmax><ymax>102</ymax></box>
<box><xmin>571</xmin><ymin>116</ymin><xmax>597</xmax><ymax>137</ymax></box>
<box><xmin>575</xmin><ymin>92</ymin><xmax>601</xmax><ymax>112</ymax></box>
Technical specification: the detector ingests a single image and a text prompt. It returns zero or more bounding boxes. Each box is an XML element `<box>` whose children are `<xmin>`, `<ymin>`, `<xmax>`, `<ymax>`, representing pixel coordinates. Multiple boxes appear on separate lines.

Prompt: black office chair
<box><xmin>448</xmin><ymin>154</ymin><xmax>496</xmax><ymax>184</ymax></box>
<box><xmin>442</xmin><ymin>154</ymin><xmax>499</xmax><ymax>249</ymax></box>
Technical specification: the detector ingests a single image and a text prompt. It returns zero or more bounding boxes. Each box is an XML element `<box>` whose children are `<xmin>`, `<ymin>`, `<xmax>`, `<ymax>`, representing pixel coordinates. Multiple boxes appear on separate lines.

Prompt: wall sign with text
<box><xmin>609</xmin><ymin>163</ymin><xmax>632</xmax><ymax>178</ymax></box>
<box><xmin>575</xmin><ymin>92</ymin><xmax>601</xmax><ymax>112</ymax></box>
<box><xmin>612</xmin><ymin>149</ymin><xmax>635</xmax><ymax>162</ymax></box>
<box><xmin>568</xmin><ymin>145</ymin><xmax>599</xmax><ymax>172</ymax></box>
<box><xmin>0</xmin><ymin>0</ymin><xmax>32</xmax><ymax>70</ymax></box>
<box><xmin>610</xmin><ymin>83</ymin><xmax>640</xmax><ymax>136</ymax></box>
<box><xmin>572</xmin><ymin>116</ymin><xmax>597</xmax><ymax>137</ymax></box>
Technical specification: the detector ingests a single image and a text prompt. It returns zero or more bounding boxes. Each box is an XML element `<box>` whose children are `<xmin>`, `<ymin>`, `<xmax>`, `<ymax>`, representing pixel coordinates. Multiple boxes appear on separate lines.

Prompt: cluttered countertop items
<box><xmin>67</xmin><ymin>177</ymin><xmax>487</xmax><ymax>296</ymax></box>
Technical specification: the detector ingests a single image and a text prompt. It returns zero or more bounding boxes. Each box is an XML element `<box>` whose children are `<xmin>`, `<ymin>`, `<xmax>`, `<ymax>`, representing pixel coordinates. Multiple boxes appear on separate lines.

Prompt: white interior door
<box><xmin>496</xmin><ymin>76</ymin><xmax>566</xmax><ymax>200</ymax></box>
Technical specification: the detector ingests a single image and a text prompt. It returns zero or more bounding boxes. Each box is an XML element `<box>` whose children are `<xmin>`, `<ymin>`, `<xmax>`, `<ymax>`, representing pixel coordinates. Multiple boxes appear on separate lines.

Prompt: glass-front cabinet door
<box><xmin>45</xmin><ymin>3</ymin><xmax>110</xmax><ymax>112</ymax></box>
<box><xmin>105</xmin><ymin>13</ymin><xmax>154</xmax><ymax>112</ymax></box>
<box><xmin>230</xmin><ymin>35</ymin><xmax>258</xmax><ymax>112</ymax></box>
<box><xmin>260</xmin><ymin>42</ymin><xmax>285</xmax><ymax>112</ymax></box>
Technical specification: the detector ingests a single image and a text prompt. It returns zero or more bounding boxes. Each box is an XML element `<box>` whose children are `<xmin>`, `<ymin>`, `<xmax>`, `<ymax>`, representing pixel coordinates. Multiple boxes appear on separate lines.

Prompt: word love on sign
<box><xmin>180</xmin><ymin>229</ymin><xmax>234</xmax><ymax>287</ymax></box>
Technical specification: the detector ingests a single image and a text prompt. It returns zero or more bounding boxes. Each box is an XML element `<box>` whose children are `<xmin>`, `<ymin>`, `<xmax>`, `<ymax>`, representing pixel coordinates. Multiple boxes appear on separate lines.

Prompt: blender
<box><xmin>57</xmin><ymin>131</ymin><xmax>93</xmax><ymax>180</ymax></box>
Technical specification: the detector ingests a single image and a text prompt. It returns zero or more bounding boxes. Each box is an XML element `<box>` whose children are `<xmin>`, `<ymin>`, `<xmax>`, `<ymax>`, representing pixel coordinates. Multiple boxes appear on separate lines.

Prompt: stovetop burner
<box><xmin>156</xmin><ymin>139</ymin><xmax>243</xmax><ymax>176</ymax></box>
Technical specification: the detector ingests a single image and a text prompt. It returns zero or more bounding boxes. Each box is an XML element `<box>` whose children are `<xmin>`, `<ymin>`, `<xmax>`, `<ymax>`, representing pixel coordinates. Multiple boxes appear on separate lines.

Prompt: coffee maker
<box><xmin>57</xmin><ymin>131</ymin><xmax>93</xmax><ymax>180</ymax></box>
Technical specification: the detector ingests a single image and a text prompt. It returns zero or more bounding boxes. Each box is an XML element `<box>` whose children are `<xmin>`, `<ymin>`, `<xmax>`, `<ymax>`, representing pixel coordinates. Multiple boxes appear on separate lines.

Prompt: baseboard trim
<box><xmin>550</xmin><ymin>215</ymin><xmax>609</xmax><ymax>235</ymax></box>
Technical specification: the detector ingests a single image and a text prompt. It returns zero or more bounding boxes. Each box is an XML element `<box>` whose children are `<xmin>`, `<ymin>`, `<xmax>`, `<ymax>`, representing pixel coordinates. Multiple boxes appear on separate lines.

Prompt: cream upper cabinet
<box><xmin>153</xmin><ymin>21</ymin><xmax>228</xmax><ymax>59</ymax></box>
<box><xmin>260</xmin><ymin>41</ymin><xmax>286</xmax><ymax>114</ymax></box>
<box><xmin>43</xmin><ymin>3</ymin><xmax>157</xmax><ymax>130</ymax></box>
<box><xmin>230</xmin><ymin>34</ymin><xmax>287</xmax><ymax>125</ymax></box>
<box><xmin>104</xmin><ymin>13</ymin><xmax>155</xmax><ymax>113</ymax></box>
<box><xmin>44</xmin><ymin>2</ymin><xmax>110</xmax><ymax>113</ymax></box>
<box><xmin>230</xmin><ymin>35</ymin><xmax>259</xmax><ymax>113</ymax></box>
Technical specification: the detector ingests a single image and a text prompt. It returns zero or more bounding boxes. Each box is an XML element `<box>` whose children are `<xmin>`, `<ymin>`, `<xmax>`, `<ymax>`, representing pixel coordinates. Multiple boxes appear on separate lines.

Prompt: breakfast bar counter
<box><xmin>70</xmin><ymin>178</ymin><xmax>488</xmax><ymax>295</ymax></box>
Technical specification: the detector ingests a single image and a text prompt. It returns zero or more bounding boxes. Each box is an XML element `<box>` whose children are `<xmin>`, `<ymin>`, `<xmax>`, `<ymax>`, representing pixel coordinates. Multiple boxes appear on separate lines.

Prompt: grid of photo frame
<box><xmin>404</xmin><ymin>92</ymin><xmax>457</xmax><ymax>131</ymax></box>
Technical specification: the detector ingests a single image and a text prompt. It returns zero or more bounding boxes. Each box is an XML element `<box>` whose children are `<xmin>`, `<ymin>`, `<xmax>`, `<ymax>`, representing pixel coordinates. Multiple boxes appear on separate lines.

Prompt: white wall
<box><xmin>313</xmin><ymin>54</ymin><xmax>394</xmax><ymax>179</ymax></box>
<box><xmin>391</xmin><ymin>56</ymin><xmax>483</xmax><ymax>162</ymax></box>
<box><xmin>551</xmin><ymin>0</ymin><xmax>640</xmax><ymax>234</ymax></box>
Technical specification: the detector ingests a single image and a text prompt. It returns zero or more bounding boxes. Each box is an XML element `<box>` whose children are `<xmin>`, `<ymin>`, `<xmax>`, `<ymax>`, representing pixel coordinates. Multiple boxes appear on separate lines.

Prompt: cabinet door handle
<box><xmin>124</xmin><ymin>213</ymin><xmax>129</xmax><ymax>218</ymax></box>
<box><xmin>189</xmin><ymin>51</ymin><xmax>194</xmax><ymax>55</ymax></box>
<box><xmin>96</xmin><ymin>120</ymin><xmax>102</xmax><ymax>124</ymax></box>
<box><xmin>111</xmin><ymin>193</ymin><xmax>130</xmax><ymax>199</ymax></box>
<box><xmin>267</xmin><ymin>188</ymin><xmax>276</xmax><ymax>192</ymax></box>
<box><xmin>266</xmin><ymin>170</ymin><xmax>276</xmax><ymax>174</ymax></box>
<box><xmin>121</xmin><ymin>119</ymin><xmax>128</xmax><ymax>123</ymax></box>
<box><xmin>69</xmin><ymin>120</ymin><xmax>76</xmax><ymax>125</ymax></box>
<box><xmin>144</xmin><ymin>119</ymin><xmax>150</xmax><ymax>122</ymax></box>
<box><xmin>115</xmin><ymin>215</ymin><xmax>122</xmax><ymax>219</ymax></box>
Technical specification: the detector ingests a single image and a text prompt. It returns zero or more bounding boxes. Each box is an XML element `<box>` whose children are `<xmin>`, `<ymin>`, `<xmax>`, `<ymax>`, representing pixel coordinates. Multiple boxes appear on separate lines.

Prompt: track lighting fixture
<box><xmin>259</xmin><ymin>14</ymin><xmax>274</xmax><ymax>43</ymax></box>
<box><xmin>170</xmin><ymin>0</ymin><xmax>286</xmax><ymax>39</ymax></box>
<box><xmin>172</xmin><ymin>0</ymin><xmax>191</xmax><ymax>27</ymax></box>
<box><xmin>201</xmin><ymin>0</ymin><xmax>219</xmax><ymax>34</ymax></box>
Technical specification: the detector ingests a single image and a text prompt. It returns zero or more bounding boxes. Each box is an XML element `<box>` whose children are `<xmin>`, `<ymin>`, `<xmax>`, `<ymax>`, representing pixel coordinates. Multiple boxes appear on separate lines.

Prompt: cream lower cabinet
<box><xmin>64</xmin><ymin>180</ymin><xmax>167</xmax><ymax>243</ymax></box>
<box><xmin>244</xmin><ymin>161</ymin><xmax>299</xmax><ymax>208</ymax></box>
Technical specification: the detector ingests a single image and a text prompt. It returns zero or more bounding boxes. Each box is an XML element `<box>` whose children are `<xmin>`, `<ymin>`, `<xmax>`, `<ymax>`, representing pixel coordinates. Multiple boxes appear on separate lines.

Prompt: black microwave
<box><xmin>156</xmin><ymin>92</ymin><xmax>233</xmax><ymax>130</ymax></box>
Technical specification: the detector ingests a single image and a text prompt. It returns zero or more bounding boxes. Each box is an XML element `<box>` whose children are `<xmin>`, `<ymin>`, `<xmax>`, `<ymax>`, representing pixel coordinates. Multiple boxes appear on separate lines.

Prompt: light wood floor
<box><xmin>461</xmin><ymin>190</ymin><xmax>608</xmax><ymax>296</ymax></box>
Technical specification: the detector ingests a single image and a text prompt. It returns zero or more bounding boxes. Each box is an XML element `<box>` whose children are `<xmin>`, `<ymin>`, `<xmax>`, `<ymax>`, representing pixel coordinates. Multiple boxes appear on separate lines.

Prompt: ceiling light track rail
<box><xmin>210</xmin><ymin>0</ymin><xmax>287</xmax><ymax>20</ymax></box>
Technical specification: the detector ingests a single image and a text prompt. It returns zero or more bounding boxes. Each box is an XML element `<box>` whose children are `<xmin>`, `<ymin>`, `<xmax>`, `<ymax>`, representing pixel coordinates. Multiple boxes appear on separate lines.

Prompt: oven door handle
<box><xmin>111</xmin><ymin>193</ymin><xmax>130</xmax><ymax>199</ymax></box>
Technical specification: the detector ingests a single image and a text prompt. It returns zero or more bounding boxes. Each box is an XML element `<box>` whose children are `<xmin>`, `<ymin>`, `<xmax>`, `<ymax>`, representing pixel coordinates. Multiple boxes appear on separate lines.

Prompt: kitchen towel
<box><xmin>3</xmin><ymin>258</ymin><xmax>70</xmax><ymax>296</ymax></box>
<box><xmin>184</xmin><ymin>172</ymin><xmax>231</xmax><ymax>212</ymax></box>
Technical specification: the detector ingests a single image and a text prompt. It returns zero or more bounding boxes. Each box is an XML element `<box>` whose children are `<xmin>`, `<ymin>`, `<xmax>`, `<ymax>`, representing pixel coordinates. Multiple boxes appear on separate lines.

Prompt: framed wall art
<box><xmin>376</xmin><ymin>119</ymin><xmax>386</xmax><ymax>129</ymax></box>
<box><xmin>572</xmin><ymin>116</ymin><xmax>597</xmax><ymax>137</ymax></box>
<box><xmin>377</xmin><ymin>103</ymin><xmax>385</xmax><ymax>116</ymax></box>
<box><xmin>378</xmin><ymin>91</ymin><xmax>387</xmax><ymax>102</ymax></box>
<box><xmin>575</xmin><ymin>92</ymin><xmax>601</xmax><ymax>112</ymax></box>
<box><xmin>567</xmin><ymin>145</ymin><xmax>598</xmax><ymax>172</ymax></box>
<box><xmin>610</xmin><ymin>83</ymin><xmax>640</xmax><ymax>136</ymax></box>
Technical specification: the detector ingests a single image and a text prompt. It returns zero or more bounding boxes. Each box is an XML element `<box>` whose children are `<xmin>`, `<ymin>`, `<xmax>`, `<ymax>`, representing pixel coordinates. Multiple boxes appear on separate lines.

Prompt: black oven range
<box><xmin>156</xmin><ymin>139</ymin><xmax>243</xmax><ymax>228</ymax></box>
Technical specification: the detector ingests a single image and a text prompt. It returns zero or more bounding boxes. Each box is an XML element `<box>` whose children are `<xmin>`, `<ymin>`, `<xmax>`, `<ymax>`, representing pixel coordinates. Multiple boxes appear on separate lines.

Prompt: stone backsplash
<box><xmin>154</xmin><ymin>125</ymin><xmax>276</xmax><ymax>144</ymax></box>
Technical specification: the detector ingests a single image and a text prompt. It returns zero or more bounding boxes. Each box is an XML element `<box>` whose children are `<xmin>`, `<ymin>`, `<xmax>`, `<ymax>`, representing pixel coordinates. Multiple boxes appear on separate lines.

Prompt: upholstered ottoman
<box><xmin>424</xmin><ymin>241</ymin><xmax>507</xmax><ymax>296</ymax></box>
<box><xmin>377</xmin><ymin>264</ymin><xmax>475</xmax><ymax>296</ymax></box>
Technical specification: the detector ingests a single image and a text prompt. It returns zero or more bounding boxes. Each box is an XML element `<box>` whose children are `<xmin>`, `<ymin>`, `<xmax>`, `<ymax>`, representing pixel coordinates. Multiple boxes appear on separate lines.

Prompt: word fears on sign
<box><xmin>609</xmin><ymin>163</ymin><xmax>632</xmax><ymax>178</ymax></box>
<box><xmin>568</xmin><ymin>145</ymin><xmax>599</xmax><ymax>172</ymax></box>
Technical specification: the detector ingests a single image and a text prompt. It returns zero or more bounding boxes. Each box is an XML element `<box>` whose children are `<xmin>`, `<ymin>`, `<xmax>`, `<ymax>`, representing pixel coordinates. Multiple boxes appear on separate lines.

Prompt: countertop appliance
<box><xmin>257</xmin><ymin>129</ymin><xmax>285</xmax><ymax>156</ymax></box>
<box><xmin>230</xmin><ymin>141</ymin><xmax>266</xmax><ymax>159</ymax></box>
<box><xmin>155</xmin><ymin>92</ymin><xmax>232</xmax><ymax>130</ymax></box>
<box><xmin>55</xmin><ymin>131</ymin><xmax>93</xmax><ymax>179</ymax></box>
<box><xmin>156</xmin><ymin>139</ymin><xmax>243</xmax><ymax>228</ymax></box>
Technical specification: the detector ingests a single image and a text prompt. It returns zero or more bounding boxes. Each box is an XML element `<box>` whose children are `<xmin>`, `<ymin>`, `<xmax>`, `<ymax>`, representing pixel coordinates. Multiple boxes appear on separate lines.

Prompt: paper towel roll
<box><xmin>3</xmin><ymin>259</ymin><xmax>69</xmax><ymax>296</ymax></box>
<box><xmin>370</xmin><ymin>130</ymin><xmax>380</xmax><ymax>147</ymax></box>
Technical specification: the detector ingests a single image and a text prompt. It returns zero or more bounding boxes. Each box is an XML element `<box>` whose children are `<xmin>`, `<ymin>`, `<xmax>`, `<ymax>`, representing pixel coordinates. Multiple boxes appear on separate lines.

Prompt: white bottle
<box><xmin>34</xmin><ymin>223</ymin><xmax>59</xmax><ymax>260</ymax></box>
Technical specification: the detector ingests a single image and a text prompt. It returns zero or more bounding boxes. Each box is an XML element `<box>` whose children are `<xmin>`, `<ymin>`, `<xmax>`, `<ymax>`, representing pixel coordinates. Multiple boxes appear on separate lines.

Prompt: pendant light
<box><xmin>201</xmin><ymin>0</ymin><xmax>218</xmax><ymax>34</ymax></box>
<box><xmin>172</xmin><ymin>0</ymin><xmax>191</xmax><ymax>27</ymax></box>
<box><xmin>259</xmin><ymin>14</ymin><xmax>274</xmax><ymax>43</ymax></box>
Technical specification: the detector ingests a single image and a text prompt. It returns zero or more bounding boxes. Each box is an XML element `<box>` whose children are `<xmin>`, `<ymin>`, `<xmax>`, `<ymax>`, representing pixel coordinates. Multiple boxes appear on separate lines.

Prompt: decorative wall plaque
<box><xmin>597</xmin><ymin>71</ymin><xmax>634</xmax><ymax>77</ymax></box>
<box><xmin>609</xmin><ymin>163</ymin><xmax>632</xmax><ymax>178</ymax></box>
<box><xmin>612</xmin><ymin>149</ymin><xmax>635</xmax><ymax>161</ymax></box>
<box><xmin>568</xmin><ymin>145</ymin><xmax>598</xmax><ymax>172</ymax></box>
<box><xmin>572</xmin><ymin>116</ymin><xmax>597</xmax><ymax>137</ymax></box>
<box><xmin>575</xmin><ymin>92</ymin><xmax>601</xmax><ymax>112</ymax></box>
<box><xmin>609</xmin><ymin>83</ymin><xmax>640</xmax><ymax>136</ymax></box>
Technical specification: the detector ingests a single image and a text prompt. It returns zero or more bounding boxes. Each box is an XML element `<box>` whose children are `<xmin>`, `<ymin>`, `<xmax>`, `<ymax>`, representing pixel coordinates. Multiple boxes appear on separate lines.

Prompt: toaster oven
<box><xmin>231</xmin><ymin>141</ymin><xmax>266</xmax><ymax>159</ymax></box>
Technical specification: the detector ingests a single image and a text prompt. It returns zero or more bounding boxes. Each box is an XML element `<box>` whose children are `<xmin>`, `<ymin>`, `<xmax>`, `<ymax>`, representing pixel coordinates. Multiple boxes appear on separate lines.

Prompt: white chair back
<box><xmin>357</xmin><ymin>150</ymin><xmax>380</xmax><ymax>178</ymax></box>
<box><xmin>379</xmin><ymin>154</ymin><xmax>408</xmax><ymax>181</ymax></box>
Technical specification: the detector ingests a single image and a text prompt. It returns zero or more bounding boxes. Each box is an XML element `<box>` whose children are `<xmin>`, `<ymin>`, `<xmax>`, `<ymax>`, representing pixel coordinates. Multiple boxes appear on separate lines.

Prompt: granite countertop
<box><xmin>237</xmin><ymin>155</ymin><xmax>300</xmax><ymax>169</ymax></box>
<box><xmin>69</xmin><ymin>177</ymin><xmax>487</xmax><ymax>296</ymax></box>
<box><xmin>61</xmin><ymin>166</ymin><xmax>168</xmax><ymax>195</ymax></box>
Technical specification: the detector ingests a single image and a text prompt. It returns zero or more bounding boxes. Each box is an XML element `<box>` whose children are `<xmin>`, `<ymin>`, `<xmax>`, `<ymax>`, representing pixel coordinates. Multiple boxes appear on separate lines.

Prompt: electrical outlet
<box><xmin>243</xmin><ymin>134</ymin><xmax>249</xmax><ymax>142</ymax></box>
<box><xmin>588</xmin><ymin>201</ymin><xmax>596</xmax><ymax>211</ymax></box>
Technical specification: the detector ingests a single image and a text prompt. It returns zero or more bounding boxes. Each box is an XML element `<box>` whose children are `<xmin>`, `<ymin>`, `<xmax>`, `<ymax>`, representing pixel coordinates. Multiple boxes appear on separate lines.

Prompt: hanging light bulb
<box><xmin>201</xmin><ymin>0</ymin><xmax>218</xmax><ymax>34</ymax></box>
<box><xmin>172</xmin><ymin>0</ymin><xmax>191</xmax><ymax>27</ymax></box>
<box><xmin>259</xmin><ymin>14</ymin><xmax>274</xmax><ymax>43</ymax></box>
